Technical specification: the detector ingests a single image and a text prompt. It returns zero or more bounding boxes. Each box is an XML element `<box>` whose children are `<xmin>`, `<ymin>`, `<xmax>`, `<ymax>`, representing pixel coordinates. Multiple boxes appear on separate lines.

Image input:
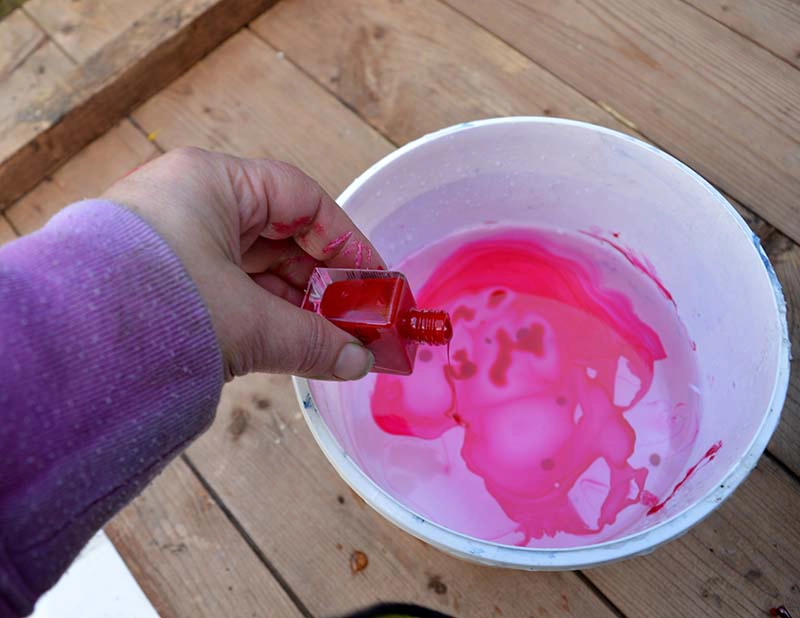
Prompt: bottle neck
<box><xmin>399</xmin><ymin>308</ymin><xmax>453</xmax><ymax>345</ymax></box>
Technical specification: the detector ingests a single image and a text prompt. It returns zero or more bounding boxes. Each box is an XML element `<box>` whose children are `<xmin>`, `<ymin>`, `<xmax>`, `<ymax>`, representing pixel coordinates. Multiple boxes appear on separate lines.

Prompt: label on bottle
<box><xmin>344</xmin><ymin>269</ymin><xmax>402</xmax><ymax>281</ymax></box>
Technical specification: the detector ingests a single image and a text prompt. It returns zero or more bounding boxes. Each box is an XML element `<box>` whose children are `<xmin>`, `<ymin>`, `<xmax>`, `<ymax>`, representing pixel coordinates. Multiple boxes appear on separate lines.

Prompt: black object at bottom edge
<box><xmin>338</xmin><ymin>603</ymin><xmax>455</xmax><ymax>618</ymax></box>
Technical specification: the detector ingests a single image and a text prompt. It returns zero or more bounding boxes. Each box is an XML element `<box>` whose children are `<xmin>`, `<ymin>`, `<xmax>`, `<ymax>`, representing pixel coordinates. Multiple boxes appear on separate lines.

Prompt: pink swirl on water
<box><xmin>370</xmin><ymin>231</ymin><xmax>678</xmax><ymax>542</ymax></box>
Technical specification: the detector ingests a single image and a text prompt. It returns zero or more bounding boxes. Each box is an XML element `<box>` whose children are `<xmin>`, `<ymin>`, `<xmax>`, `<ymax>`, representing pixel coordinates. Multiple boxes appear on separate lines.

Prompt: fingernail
<box><xmin>334</xmin><ymin>343</ymin><xmax>374</xmax><ymax>380</ymax></box>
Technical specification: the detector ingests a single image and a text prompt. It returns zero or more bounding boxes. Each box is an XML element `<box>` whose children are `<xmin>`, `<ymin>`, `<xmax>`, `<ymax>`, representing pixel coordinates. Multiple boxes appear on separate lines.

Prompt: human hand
<box><xmin>104</xmin><ymin>147</ymin><xmax>385</xmax><ymax>381</ymax></box>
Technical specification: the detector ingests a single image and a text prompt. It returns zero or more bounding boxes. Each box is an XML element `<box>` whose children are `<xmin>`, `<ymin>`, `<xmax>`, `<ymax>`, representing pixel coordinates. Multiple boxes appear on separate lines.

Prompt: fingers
<box><xmin>250</xmin><ymin>272</ymin><xmax>304</xmax><ymax>307</ymax></box>
<box><xmin>235</xmin><ymin>277</ymin><xmax>374</xmax><ymax>380</ymax></box>
<box><xmin>241</xmin><ymin>236</ymin><xmax>320</xmax><ymax>289</ymax></box>
<box><xmin>225</xmin><ymin>158</ymin><xmax>387</xmax><ymax>270</ymax></box>
<box><xmin>241</xmin><ymin>237</ymin><xmax>298</xmax><ymax>273</ymax></box>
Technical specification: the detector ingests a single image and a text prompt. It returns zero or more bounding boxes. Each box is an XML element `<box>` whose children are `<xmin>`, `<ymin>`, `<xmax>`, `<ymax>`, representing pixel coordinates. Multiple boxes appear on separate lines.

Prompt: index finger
<box><xmin>233</xmin><ymin>158</ymin><xmax>386</xmax><ymax>270</ymax></box>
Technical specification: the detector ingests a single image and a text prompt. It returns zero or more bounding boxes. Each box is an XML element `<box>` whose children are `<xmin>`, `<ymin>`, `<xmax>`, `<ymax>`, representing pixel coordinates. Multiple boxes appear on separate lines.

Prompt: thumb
<box><xmin>233</xmin><ymin>278</ymin><xmax>374</xmax><ymax>380</ymax></box>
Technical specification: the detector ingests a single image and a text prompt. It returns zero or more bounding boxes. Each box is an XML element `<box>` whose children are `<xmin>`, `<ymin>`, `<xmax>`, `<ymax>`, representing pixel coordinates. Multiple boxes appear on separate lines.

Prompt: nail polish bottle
<box><xmin>302</xmin><ymin>268</ymin><xmax>452</xmax><ymax>375</ymax></box>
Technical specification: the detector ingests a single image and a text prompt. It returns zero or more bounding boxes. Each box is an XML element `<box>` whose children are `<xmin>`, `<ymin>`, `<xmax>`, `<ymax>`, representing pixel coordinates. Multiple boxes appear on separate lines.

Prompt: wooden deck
<box><xmin>2</xmin><ymin>1</ymin><xmax>799</xmax><ymax>616</ymax></box>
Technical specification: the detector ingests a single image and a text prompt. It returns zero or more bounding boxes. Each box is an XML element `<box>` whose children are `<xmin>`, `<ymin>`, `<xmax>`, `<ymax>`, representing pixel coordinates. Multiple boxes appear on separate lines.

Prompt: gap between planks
<box><xmin>676</xmin><ymin>0</ymin><xmax>800</xmax><ymax>70</ymax></box>
<box><xmin>21</xmin><ymin>5</ymin><xmax>76</xmax><ymax>65</ymax></box>
<box><xmin>106</xmin><ymin>456</ymin><xmax>305</xmax><ymax>618</ymax></box>
<box><xmin>1</xmin><ymin>212</ymin><xmax>20</xmax><ymax>237</ymax></box>
<box><xmin>180</xmin><ymin>454</ymin><xmax>315</xmax><ymax>618</ymax></box>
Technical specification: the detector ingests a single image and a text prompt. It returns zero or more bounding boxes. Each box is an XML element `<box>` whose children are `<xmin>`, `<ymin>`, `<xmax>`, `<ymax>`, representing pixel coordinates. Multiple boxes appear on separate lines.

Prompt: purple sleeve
<box><xmin>0</xmin><ymin>200</ymin><xmax>223</xmax><ymax>617</ymax></box>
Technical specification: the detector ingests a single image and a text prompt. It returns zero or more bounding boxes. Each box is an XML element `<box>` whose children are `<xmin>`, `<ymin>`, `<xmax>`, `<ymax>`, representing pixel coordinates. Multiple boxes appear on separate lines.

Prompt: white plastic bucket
<box><xmin>293</xmin><ymin>118</ymin><xmax>789</xmax><ymax>569</ymax></box>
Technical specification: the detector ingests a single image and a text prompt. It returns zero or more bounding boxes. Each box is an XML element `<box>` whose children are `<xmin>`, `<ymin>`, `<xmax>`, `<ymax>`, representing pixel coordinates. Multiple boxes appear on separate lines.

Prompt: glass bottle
<box><xmin>302</xmin><ymin>268</ymin><xmax>452</xmax><ymax>375</ymax></box>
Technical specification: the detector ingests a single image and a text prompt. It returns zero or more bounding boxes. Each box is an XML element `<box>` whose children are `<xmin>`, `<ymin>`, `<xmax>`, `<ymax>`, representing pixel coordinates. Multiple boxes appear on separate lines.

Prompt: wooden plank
<box><xmin>5</xmin><ymin>119</ymin><xmax>158</xmax><ymax>234</ymax></box>
<box><xmin>131</xmin><ymin>30</ymin><xmax>393</xmax><ymax>198</ymax></box>
<box><xmin>585</xmin><ymin>456</ymin><xmax>800</xmax><ymax>617</ymax></box>
<box><xmin>0</xmin><ymin>0</ymin><xmax>279</xmax><ymax>211</ymax></box>
<box><xmin>763</xmin><ymin>232</ymin><xmax>800</xmax><ymax>476</ymax></box>
<box><xmin>683</xmin><ymin>0</ymin><xmax>800</xmax><ymax>69</ymax></box>
<box><xmin>0</xmin><ymin>40</ymin><xmax>76</xmax><ymax>163</ymax></box>
<box><xmin>0</xmin><ymin>215</ymin><xmax>16</xmax><ymax>244</ymax></box>
<box><xmin>131</xmin><ymin>30</ymin><xmax>615</xmax><ymax>616</ymax></box>
<box><xmin>26</xmin><ymin>0</ymin><xmax>162</xmax><ymax>64</ymax></box>
<box><xmin>251</xmin><ymin>0</ymin><xmax>630</xmax><ymax>144</ymax></box>
<box><xmin>441</xmin><ymin>0</ymin><xmax>800</xmax><ymax>244</ymax></box>
<box><xmin>106</xmin><ymin>458</ymin><xmax>304</xmax><ymax>618</ymax></box>
<box><xmin>188</xmin><ymin>373</ymin><xmax>618</xmax><ymax>618</ymax></box>
<box><xmin>0</xmin><ymin>8</ymin><xmax>44</xmax><ymax>77</ymax></box>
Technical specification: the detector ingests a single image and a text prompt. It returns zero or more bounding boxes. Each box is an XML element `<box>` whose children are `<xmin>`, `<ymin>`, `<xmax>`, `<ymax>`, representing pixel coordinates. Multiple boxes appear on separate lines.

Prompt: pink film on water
<box><xmin>338</xmin><ymin>227</ymin><xmax>705</xmax><ymax>548</ymax></box>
